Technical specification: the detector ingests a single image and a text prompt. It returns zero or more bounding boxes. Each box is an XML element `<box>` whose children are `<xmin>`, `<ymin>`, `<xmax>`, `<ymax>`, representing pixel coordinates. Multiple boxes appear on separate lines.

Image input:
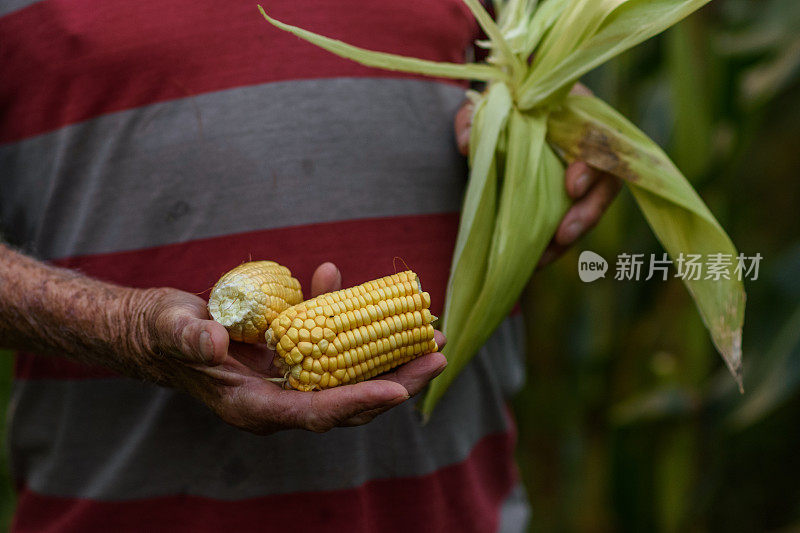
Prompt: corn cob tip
<box><xmin>207</xmin><ymin>260</ymin><xmax>303</xmax><ymax>344</ymax></box>
<box><xmin>207</xmin><ymin>284</ymin><xmax>249</xmax><ymax>326</ymax></box>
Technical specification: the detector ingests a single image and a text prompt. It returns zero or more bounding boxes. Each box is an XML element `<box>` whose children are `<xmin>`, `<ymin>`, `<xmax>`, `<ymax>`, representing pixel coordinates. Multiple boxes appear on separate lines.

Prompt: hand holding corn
<box><xmin>0</xmin><ymin>246</ymin><xmax>448</xmax><ymax>433</ymax></box>
<box><xmin>208</xmin><ymin>261</ymin><xmax>444</xmax><ymax>392</ymax></box>
<box><xmin>191</xmin><ymin>261</ymin><xmax>447</xmax><ymax>433</ymax></box>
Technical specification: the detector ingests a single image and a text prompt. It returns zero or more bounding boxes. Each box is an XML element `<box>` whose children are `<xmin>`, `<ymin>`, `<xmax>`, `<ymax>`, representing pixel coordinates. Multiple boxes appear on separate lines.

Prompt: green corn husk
<box><xmin>257</xmin><ymin>0</ymin><xmax>746</xmax><ymax>415</ymax></box>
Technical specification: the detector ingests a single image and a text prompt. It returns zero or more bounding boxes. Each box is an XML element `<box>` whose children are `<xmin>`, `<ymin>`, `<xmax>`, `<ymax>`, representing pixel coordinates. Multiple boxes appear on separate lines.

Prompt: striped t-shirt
<box><xmin>0</xmin><ymin>1</ymin><xmax>530</xmax><ymax>531</ymax></box>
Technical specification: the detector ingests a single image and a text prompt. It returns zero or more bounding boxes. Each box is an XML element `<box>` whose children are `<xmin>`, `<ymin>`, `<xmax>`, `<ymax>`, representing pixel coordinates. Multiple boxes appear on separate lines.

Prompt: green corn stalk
<box><xmin>258</xmin><ymin>0</ymin><xmax>746</xmax><ymax>415</ymax></box>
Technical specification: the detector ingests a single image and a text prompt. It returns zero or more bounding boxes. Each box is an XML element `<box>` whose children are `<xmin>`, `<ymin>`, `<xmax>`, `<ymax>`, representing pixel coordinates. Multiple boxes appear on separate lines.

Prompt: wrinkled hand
<box><xmin>134</xmin><ymin>262</ymin><xmax>447</xmax><ymax>434</ymax></box>
<box><xmin>453</xmin><ymin>84</ymin><xmax>622</xmax><ymax>267</ymax></box>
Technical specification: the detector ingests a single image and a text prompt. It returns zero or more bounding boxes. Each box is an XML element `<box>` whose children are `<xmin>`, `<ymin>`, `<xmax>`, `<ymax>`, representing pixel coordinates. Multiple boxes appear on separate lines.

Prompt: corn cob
<box><xmin>267</xmin><ymin>271</ymin><xmax>438</xmax><ymax>391</ymax></box>
<box><xmin>208</xmin><ymin>261</ymin><xmax>303</xmax><ymax>343</ymax></box>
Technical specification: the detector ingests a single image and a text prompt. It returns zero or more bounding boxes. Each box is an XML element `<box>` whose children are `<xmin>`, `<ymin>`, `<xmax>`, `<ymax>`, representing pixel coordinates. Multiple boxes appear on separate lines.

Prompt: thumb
<box><xmin>163</xmin><ymin>313</ymin><xmax>229</xmax><ymax>366</ymax></box>
<box><xmin>310</xmin><ymin>262</ymin><xmax>342</xmax><ymax>298</ymax></box>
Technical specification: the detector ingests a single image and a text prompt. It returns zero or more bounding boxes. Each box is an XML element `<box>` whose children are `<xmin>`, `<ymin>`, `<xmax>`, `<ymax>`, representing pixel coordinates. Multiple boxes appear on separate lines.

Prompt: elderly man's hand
<box><xmin>135</xmin><ymin>262</ymin><xmax>447</xmax><ymax>435</ymax></box>
<box><xmin>453</xmin><ymin>84</ymin><xmax>622</xmax><ymax>267</ymax></box>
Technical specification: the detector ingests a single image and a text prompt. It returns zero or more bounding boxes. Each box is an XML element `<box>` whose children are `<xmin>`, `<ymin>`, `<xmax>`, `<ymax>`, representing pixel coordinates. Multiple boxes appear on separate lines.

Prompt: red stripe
<box><xmin>15</xmin><ymin>213</ymin><xmax>460</xmax><ymax>380</ymax></box>
<box><xmin>12</xmin><ymin>429</ymin><xmax>518</xmax><ymax>533</ymax></box>
<box><xmin>0</xmin><ymin>0</ymin><xmax>476</xmax><ymax>142</ymax></box>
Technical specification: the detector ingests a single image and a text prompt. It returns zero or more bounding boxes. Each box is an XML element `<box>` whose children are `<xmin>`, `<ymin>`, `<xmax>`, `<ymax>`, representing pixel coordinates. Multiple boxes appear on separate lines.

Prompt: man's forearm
<box><xmin>0</xmin><ymin>243</ymin><xmax>157</xmax><ymax>375</ymax></box>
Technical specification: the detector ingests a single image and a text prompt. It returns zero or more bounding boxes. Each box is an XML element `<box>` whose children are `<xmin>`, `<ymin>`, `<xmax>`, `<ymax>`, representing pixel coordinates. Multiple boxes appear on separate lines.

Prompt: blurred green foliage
<box><xmin>0</xmin><ymin>0</ymin><xmax>798</xmax><ymax>531</ymax></box>
<box><xmin>514</xmin><ymin>0</ymin><xmax>800</xmax><ymax>531</ymax></box>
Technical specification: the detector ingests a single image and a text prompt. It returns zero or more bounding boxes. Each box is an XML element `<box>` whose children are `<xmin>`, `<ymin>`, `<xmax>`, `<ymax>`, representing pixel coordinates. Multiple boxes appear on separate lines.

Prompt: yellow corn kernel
<box><xmin>298</xmin><ymin>342</ymin><xmax>313</xmax><ymax>357</ymax></box>
<box><xmin>267</xmin><ymin>271</ymin><xmax>438</xmax><ymax>391</ymax></box>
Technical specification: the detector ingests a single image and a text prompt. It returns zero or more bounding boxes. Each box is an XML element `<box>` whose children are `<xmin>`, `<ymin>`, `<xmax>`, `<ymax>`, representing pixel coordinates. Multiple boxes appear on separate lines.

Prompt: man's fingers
<box><xmin>565</xmin><ymin>161</ymin><xmax>599</xmax><ymax>199</ymax></box>
<box><xmin>454</xmin><ymin>100</ymin><xmax>474</xmax><ymax>156</ymax></box>
<box><xmin>340</xmin><ymin>347</ymin><xmax>448</xmax><ymax>425</ymax></box>
<box><xmin>311</xmin><ymin>262</ymin><xmax>342</xmax><ymax>298</ymax></box>
<box><xmin>554</xmin><ymin>173</ymin><xmax>622</xmax><ymax>248</ymax></box>
<box><xmin>173</xmin><ymin>316</ymin><xmax>229</xmax><ymax>366</ymax></box>
<box><xmin>302</xmin><ymin>380</ymin><xmax>409</xmax><ymax>432</ymax></box>
<box><xmin>227</xmin><ymin>341</ymin><xmax>276</xmax><ymax>375</ymax></box>
<box><xmin>216</xmin><ymin>378</ymin><xmax>409</xmax><ymax>435</ymax></box>
<box><xmin>340</xmin><ymin>406</ymin><xmax>393</xmax><ymax>427</ymax></box>
<box><xmin>381</xmin><ymin>351</ymin><xmax>447</xmax><ymax>397</ymax></box>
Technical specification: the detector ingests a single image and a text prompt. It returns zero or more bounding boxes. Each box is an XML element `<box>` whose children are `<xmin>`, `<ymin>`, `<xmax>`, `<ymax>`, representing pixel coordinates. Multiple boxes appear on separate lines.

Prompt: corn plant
<box><xmin>258</xmin><ymin>0</ymin><xmax>746</xmax><ymax>415</ymax></box>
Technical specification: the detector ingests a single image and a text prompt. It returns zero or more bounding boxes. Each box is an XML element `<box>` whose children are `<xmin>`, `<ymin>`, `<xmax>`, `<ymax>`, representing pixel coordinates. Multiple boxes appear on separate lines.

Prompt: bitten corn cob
<box><xmin>267</xmin><ymin>271</ymin><xmax>438</xmax><ymax>391</ymax></box>
<box><xmin>208</xmin><ymin>261</ymin><xmax>303</xmax><ymax>343</ymax></box>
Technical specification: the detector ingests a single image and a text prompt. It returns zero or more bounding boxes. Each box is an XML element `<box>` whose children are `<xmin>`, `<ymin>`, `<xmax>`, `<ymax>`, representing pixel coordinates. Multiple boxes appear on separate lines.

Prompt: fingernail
<box><xmin>199</xmin><ymin>330</ymin><xmax>214</xmax><ymax>362</ymax></box>
<box><xmin>384</xmin><ymin>394</ymin><xmax>409</xmax><ymax>408</ymax></box>
<box><xmin>575</xmin><ymin>173</ymin><xmax>591</xmax><ymax>196</ymax></box>
<box><xmin>563</xmin><ymin>221</ymin><xmax>583</xmax><ymax>243</ymax></box>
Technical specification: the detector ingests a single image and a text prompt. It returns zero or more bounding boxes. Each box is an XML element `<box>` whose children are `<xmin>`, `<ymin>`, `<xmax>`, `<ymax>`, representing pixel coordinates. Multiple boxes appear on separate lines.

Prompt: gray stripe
<box><xmin>497</xmin><ymin>484</ymin><xmax>532</xmax><ymax>533</ymax></box>
<box><xmin>0</xmin><ymin>78</ymin><xmax>468</xmax><ymax>260</ymax></box>
<box><xmin>9</xmin><ymin>316</ymin><xmax>525</xmax><ymax>500</ymax></box>
<box><xmin>0</xmin><ymin>0</ymin><xmax>42</xmax><ymax>17</ymax></box>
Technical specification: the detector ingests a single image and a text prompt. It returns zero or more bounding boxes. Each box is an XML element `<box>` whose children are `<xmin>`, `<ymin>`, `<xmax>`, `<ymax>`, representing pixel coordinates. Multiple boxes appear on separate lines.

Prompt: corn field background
<box><xmin>1</xmin><ymin>0</ymin><xmax>799</xmax><ymax>530</ymax></box>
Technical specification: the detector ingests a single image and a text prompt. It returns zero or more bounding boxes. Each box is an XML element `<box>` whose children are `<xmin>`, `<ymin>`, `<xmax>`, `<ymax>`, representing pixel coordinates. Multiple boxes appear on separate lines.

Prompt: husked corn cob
<box><xmin>208</xmin><ymin>261</ymin><xmax>303</xmax><ymax>343</ymax></box>
<box><xmin>268</xmin><ymin>271</ymin><xmax>438</xmax><ymax>391</ymax></box>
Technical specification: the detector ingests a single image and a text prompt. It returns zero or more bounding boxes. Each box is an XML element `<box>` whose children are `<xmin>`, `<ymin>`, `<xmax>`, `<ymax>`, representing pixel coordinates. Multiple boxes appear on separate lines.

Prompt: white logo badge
<box><xmin>578</xmin><ymin>250</ymin><xmax>608</xmax><ymax>282</ymax></box>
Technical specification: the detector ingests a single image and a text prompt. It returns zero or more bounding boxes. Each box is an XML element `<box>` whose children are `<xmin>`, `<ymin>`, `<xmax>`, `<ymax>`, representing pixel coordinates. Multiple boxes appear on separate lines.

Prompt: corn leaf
<box><xmin>495</xmin><ymin>0</ymin><xmax>534</xmax><ymax>32</ymax></box>
<box><xmin>530</xmin><ymin>0</ymin><xmax>629</xmax><ymax>76</ymax></box>
<box><xmin>548</xmin><ymin>94</ymin><xmax>745</xmax><ymax>388</ymax></box>
<box><xmin>481</xmin><ymin>0</ymin><xmax>559</xmax><ymax>58</ymax></box>
<box><xmin>257</xmin><ymin>6</ymin><xmax>504</xmax><ymax>83</ymax></box>
<box><xmin>495</xmin><ymin>0</ymin><xmax>536</xmax><ymax>52</ymax></box>
<box><xmin>424</xmin><ymin>110</ymin><xmax>570</xmax><ymax>414</ymax></box>
<box><xmin>442</xmin><ymin>84</ymin><xmax>513</xmax><ymax>341</ymax></box>
<box><xmin>519</xmin><ymin>0</ymin><xmax>712</xmax><ymax>108</ymax></box>
<box><xmin>520</xmin><ymin>0</ymin><xmax>569</xmax><ymax>57</ymax></box>
<box><xmin>462</xmin><ymin>0</ymin><xmax>525</xmax><ymax>78</ymax></box>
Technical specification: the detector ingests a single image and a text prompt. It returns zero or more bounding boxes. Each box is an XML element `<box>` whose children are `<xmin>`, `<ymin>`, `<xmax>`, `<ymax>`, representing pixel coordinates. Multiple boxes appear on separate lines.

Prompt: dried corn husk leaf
<box><xmin>547</xmin><ymin>94</ymin><xmax>745</xmax><ymax>388</ymax></box>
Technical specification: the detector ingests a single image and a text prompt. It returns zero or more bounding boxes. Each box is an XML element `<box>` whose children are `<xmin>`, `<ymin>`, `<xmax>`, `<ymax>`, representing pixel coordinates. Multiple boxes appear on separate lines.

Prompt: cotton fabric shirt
<box><xmin>0</xmin><ymin>1</ymin><xmax>529</xmax><ymax>531</ymax></box>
